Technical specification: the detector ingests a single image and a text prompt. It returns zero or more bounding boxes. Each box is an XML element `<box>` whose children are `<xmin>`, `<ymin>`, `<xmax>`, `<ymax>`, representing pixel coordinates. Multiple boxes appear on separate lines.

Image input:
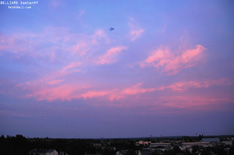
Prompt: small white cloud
<box><xmin>128</xmin><ymin>17</ymin><xmax>145</xmax><ymax>41</ymax></box>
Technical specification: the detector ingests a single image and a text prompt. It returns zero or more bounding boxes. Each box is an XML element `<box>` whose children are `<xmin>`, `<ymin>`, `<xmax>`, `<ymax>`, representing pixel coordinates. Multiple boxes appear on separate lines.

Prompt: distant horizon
<box><xmin>3</xmin><ymin>134</ymin><xmax>234</xmax><ymax>140</ymax></box>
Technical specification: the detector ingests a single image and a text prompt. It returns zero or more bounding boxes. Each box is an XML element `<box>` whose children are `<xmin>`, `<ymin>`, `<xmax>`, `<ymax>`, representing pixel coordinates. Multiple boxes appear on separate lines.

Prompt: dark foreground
<box><xmin>0</xmin><ymin>135</ymin><xmax>234</xmax><ymax>155</ymax></box>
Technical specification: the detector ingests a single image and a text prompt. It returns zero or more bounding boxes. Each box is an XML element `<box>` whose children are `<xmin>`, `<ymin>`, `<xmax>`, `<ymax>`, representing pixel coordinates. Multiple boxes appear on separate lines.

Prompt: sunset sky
<box><xmin>0</xmin><ymin>0</ymin><xmax>234</xmax><ymax>138</ymax></box>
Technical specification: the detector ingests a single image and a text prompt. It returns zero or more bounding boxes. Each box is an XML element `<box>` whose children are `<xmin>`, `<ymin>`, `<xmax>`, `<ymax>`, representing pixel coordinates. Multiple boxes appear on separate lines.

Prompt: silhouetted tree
<box><xmin>200</xmin><ymin>148</ymin><xmax>210</xmax><ymax>155</ymax></box>
<box><xmin>126</xmin><ymin>149</ymin><xmax>137</xmax><ymax>155</ymax></box>
<box><xmin>183</xmin><ymin>150</ymin><xmax>192</xmax><ymax>155</ymax></box>
<box><xmin>229</xmin><ymin>146</ymin><xmax>234</xmax><ymax>155</ymax></box>
<box><xmin>212</xmin><ymin>145</ymin><xmax>226</xmax><ymax>155</ymax></box>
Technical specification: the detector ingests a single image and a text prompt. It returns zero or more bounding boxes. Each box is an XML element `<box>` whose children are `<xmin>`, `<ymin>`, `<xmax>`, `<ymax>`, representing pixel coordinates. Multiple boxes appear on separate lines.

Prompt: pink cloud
<box><xmin>16</xmin><ymin>74</ymin><xmax>234</xmax><ymax>112</ymax></box>
<box><xmin>63</xmin><ymin>62</ymin><xmax>82</xmax><ymax>71</ymax></box>
<box><xmin>0</xmin><ymin>32</ymin><xmax>40</xmax><ymax>56</ymax></box>
<box><xmin>16</xmin><ymin>61</ymin><xmax>82</xmax><ymax>92</ymax></box>
<box><xmin>139</xmin><ymin>91</ymin><xmax>234</xmax><ymax>114</ymax></box>
<box><xmin>158</xmin><ymin>78</ymin><xmax>231</xmax><ymax>91</ymax></box>
<box><xmin>80</xmin><ymin>83</ymin><xmax>155</xmax><ymax>101</ymax></box>
<box><xmin>121</xmin><ymin>83</ymin><xmax>155</xmax><ymax>95</ymax></box>
<box><xmin>141</xmin><ymin>45</ymin><xmax>206</xmax><ymax>75</ymax></box>
<box><xmin>0</xmin><ymin>29</ymin><xmax>66</xmax><ymax>59</ymax></box>
<box><xmin>95</xmin><ymin>46</ymin><xmax>128</xmax><ymax>65</ymax></box>
<box><xmin>69</xmin><ymin>29</ymin><xmax>109</xmax><ymax>57</ymax></box>
<box><xmin>0</xmin><ymin>27</ymin><xmax>111</xmax><ymax>63</ymax></box>
<box><xmin>47</xmin><ymin>80</ymin><xmax>64</xmax><ymax>85</ymax></box>
<box><xmin>129</xmin><ymin>17</ymin><xmax>145</xmax><ymax>41</ymax></box>
<box><xmin>59</xmin><ymin>62</ymin><xmax>82</xmax><ymax>75</ymax></box>
<box><xmin>21</xmin><ymin>81</ymin><xmax>155</xmax><ymax>102</ymax></box>
<box><xmin>70</xmin><ymin>41</ymin><xmax>90</xmax><ymax>56</ymax></box>
<box><xmin>24</xmin><ymin>83</ymin><xmax>90</xmax><ymax>101</ymax></box>
<box><xmin>130</xmin><ymin>29</ymin><xmax>145</xmax><ymax>41</ymax></box>
<box><xmin>79</xmin><ymin>91</ymin><xmax>110</xmax><ymax>99</ymax></box>
<box><xmin>92</xmin><ymin>29</ymin><xmax>109</xmax><ymax>44</ymax></box>
<box><xmin>36</xmin><ymin>63</ymin><xmax>80</xmax><ymax>85</ymax></box>
<box><xmin>160</xmin><ymin>95</ymin><xmax>234</xmax><ymax>111</ymax></box>
<box><xmin>0</xmin><ymin>34</ymin><xmax>15</xmax><ymax>51</ymax></box>
<box><xmin>106</xmin><ymin>83</ymin><xmax>156</xmax><ymax>101</ymax></box>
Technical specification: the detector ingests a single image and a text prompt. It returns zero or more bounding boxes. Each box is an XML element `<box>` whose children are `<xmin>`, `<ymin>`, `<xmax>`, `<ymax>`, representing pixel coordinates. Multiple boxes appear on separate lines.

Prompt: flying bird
<box><xmin>109</xmin><ymin>27</ymin><xmax>114</xmax><ymax>31</ymax></box>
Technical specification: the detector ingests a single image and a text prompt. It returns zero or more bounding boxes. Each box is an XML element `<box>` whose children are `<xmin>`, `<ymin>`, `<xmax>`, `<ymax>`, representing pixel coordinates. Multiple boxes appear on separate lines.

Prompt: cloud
<box><xmin>121</xmin><ymin>83</ymin><xmax>155</xmax><ymax>95</ymax></box>
<box><xmin>159</xmin><ymin>95</ymin><xmax>234</xmax><ymax>111</ymax></box>
<box><xmin>95</xmin><ymin>46</ymin><xmax>128</xmax><ymax>65</ymax></box>
<box><xmin>128</xmin><ymin>17</ymin><xmax>145</xmax><ymax>41</ymax></box>
<box><xmin>15</xmin><ymin>61</ymin><xmax>82</xmax><ymax>92</ymax></box>
<box><xmin>78</xmin><ymin>10</ymin><xmax>85</xmax><ymax>17</ymax></box>
<box><xmin>47</xmin><ymin>80</ymin><xmax>64</xmax><ymax>85</ymax></box>
<box><xmin>70</xmin><ymin>41</ymin><xmax>90</xmax><ymax>56</ymax></box>
<box><xmin>0</xmin><ymin>32</ymin><xmax>40</xmax><ymax>56</ymax></box>
<box><xmin>60</xmin><ymin>62</ymin><xmax>82</xmax><ymax>76</ymax></box>
<box><xmin>0</xmin><ymin>28</ymin><xmax>110</xmax><ymax>62</ymax></box>
<box><xmin>130</xmin><ymin>29</ymin><xmax>145</xmax><ymax>41</ymax></box>
<box><xmin>107</xmin><ymin>83</ymin><xmax>156</xmax><ymax>101</ymax></box>
<box><xmin>68</xmin><ymin>29</ymin><xmax>109</xmax><ymax>57</ymax></box>
<box><xmin>140</xmin><ymin>45</ymin><xmax>206</xmax><ymax>75</ymax></box>
<box><xmin>158</xmin><ymin>79</ymin><xmax>232</xmax><ymax>91</ymax></box>
<box><xmin>79</xmin><ymin>91</ymin><xmax>110</xmax><ymax>100</ymax></box>
<box><xmin>20</xmin><ymin>81</ymin><xmax>155</xmax><ymax>102</ymax></box>
<box><xmin>21</xmin><ymin>79</ymin><xmax>92</xmax><ymax>101</ymax></box>
<box><xmin>92</xmin><ymin>29</ymin><xmax>109</xmax><ymax>44</ymax></box>
<box><xmin>49</xmin><ymin>0</ymin><xmax>65</xmax><ymax>9</ymax></box>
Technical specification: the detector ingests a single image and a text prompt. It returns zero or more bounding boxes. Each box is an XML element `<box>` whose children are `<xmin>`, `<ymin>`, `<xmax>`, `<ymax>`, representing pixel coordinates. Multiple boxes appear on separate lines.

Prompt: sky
<box><xmin>0</xmin><ymin>0</ymin><xmax>234</xmax><ymax>138</ymax></box>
